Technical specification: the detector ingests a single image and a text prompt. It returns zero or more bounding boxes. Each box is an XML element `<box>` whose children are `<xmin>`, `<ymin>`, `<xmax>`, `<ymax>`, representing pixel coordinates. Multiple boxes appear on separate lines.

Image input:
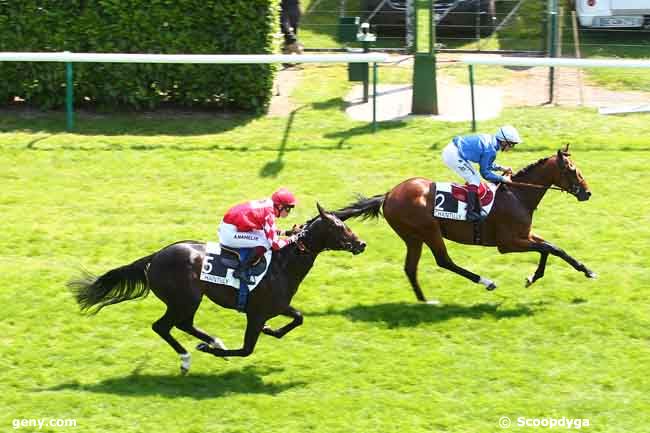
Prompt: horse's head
<box><xmin>553</xmin><ymin>145</ymin><xmax>591</xmax><ymax>201</ymax></box>
<box><xmin>300</xmin><ymin>203</ymin><xmax>366</xmax><ymax>255</ymax></box>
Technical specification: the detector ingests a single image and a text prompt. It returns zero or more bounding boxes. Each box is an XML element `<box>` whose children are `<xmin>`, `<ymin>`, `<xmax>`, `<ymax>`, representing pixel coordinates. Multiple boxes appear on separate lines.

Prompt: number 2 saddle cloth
<box><xmin>199</xmin><ymin>242</ymin><xmax>272</xmax><ymax>291</ymax></box>
<box><xmin>432</xmin><ymin>182</ymin><xmax>498</xmax><ymax>221</ymax></box>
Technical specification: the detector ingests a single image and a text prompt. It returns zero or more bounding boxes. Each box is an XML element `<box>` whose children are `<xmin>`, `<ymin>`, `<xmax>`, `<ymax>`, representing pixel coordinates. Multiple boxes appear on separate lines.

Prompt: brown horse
<box><xmin>334</xmin><ymin>147</ymin><xmax>596</xmax><ymax>302</ymax></box>
<box><xmin>70</xmin><ymin>204</ymin><xmax>366</xmax><ymax>373</ymax></box>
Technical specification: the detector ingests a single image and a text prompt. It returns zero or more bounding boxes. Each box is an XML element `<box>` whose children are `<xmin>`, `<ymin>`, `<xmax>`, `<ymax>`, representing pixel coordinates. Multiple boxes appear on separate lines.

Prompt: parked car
<box><xmin>575</xmin><ymin>0</ymin><xmax>650</xmax><ymax>28</ymax></box>
<box><xmin>362</xmin><ymin>0</ymin><xmax>495</xmax><ymax>36</ymax></box>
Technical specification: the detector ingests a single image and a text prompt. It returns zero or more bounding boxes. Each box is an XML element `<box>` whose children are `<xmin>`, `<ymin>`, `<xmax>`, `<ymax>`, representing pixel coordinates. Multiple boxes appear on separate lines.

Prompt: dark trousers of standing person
<box><xmin>280</xmin><ymin>0</ymin><xmax>301</xmax><ymax>46</ymax></box>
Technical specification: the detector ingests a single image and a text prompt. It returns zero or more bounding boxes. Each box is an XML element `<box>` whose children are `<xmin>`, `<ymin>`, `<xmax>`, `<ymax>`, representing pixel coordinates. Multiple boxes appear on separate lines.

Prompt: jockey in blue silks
<box><xmin>442</xmin><ymin>125</ymin><xmax>522</xmax><ymax>221</ymax></box>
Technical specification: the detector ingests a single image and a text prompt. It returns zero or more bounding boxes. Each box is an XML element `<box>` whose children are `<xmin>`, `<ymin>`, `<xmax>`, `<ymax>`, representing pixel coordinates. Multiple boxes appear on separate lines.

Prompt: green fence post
<box><xmin>372</xmin><ymin>62</ymin><xmax>378</xmax><ymax>133</ymax></box>
<box><xmin>411</xmin><ymin>0</ymin><xmax>438</xmax><ymax>115</ymax></box>
<box><xmin>65</xmin><ymin>60</ymin><xmax>74</xmax><ymax>131</ymax></box>
<box><xmin>548</xmin><ymin>0</ymin><xmax>558</xmax><ymax>103</ymax></box>
<box><xmin>469</xmin><ymin>65</ymin><xmax>476</xmax><ymax>132</ymax></box>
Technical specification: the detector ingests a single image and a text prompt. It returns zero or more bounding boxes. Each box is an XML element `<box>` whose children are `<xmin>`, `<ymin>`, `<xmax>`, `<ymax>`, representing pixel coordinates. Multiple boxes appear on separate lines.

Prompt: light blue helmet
<box><xmin>495</xmin><ymin>125</ymin><xmax>522</xmax><ymax>145</ymax></box>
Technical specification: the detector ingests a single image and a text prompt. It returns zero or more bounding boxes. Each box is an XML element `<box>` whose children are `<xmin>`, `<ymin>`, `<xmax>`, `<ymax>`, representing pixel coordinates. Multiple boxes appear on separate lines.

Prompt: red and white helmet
<box><xmin>271</xmin><ymin>188</ymin><xmax>297</xmax><ymax>208</ymax></box>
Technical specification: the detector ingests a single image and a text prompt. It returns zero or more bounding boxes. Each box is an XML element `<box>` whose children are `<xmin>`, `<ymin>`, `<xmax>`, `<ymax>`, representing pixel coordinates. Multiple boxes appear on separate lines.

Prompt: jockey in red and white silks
<box><xmin>218</xmin><ymin>188</ymin><xmax>297</xmax><ymax>251</ymax></box>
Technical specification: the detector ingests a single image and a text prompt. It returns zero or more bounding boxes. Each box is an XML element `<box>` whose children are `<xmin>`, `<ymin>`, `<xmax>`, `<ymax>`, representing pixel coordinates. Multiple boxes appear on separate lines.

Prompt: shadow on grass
<box><xmin>259</xmin><ymin>106</ymin><xmax>308</xmax><ymax>178</ymax></box>
<box><xmin>310</xmin><ymin>301</ymin><xmax>541</xmax><ymax>328</ymax></box>
<box><xmin>44</xmin><ymin>366</ymin><xmax>304</xmax><ymax>399</ymax></box>
<box><xmin>324</xmin><ymin>121</ymin><xmax>407</xmax><ymax>147</ymax></box>
<box><xmin>0</xmin><ymin>108</ymin><xmax>257</xmax><ymax>136</ymax></box>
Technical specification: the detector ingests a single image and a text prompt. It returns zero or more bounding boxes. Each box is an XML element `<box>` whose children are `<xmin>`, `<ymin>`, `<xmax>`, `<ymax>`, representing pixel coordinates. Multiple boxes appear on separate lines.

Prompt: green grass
<box><xmin>1</xmin><ymin>64</ymin><xmax>650</xmax><ymax>433</ymax></box>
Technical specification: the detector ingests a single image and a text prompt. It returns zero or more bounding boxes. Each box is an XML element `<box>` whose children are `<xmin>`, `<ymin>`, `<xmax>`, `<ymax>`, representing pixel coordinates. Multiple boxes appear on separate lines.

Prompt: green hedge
<box><xmin>0</xmin><ymin>0</ymin><xmax>277</xmax><ymax>112</ymax></box>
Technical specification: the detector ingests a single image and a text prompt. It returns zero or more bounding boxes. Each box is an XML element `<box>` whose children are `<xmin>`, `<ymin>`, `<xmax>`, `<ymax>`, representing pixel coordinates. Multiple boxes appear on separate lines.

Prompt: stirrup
<box><xmin>234</xmin><ymin>269</ymin><xmax>255</xmax><ymax>284</ymax></box>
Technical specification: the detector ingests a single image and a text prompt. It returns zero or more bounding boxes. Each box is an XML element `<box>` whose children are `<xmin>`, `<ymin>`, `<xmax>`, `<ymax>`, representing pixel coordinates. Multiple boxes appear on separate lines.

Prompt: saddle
<box><xmin>450</xmin><ymin>183</ymin><xmax>494</xmax><ymax>206</ymax></box>
<box><xmin>219</xmin><ymin>245</ymin><xmax>266</xmax><ymax>276</ymax></box>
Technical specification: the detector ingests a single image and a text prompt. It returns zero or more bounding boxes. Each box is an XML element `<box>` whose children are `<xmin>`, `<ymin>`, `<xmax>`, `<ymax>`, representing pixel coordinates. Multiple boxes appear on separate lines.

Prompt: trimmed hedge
<box><xmin>0</xmin><ymin>0</ymin><xmax>277</xmax><ymax>112</ymax></box>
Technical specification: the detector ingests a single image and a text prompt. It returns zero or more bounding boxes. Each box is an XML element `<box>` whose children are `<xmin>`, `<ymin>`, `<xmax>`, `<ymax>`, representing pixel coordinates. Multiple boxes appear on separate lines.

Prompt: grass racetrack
<box><xmin>1</xmin><ymin>64</ymin><xmax>649</xmax><ymax>432</ymax></box>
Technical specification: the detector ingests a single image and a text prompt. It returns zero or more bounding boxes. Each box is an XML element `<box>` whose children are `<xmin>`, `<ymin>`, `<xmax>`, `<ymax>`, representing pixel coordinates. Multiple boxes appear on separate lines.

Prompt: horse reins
<box><xmin>507</xmin><ymin>180</ymin><xmax>564</xmax><ymax>192</ymax></box>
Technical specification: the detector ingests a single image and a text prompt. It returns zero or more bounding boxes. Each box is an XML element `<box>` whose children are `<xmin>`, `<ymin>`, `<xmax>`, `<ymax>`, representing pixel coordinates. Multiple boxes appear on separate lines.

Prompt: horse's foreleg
<box><xmin>197</xmin><ymin>316</ymin><xmax>264</xmax><ymax>358</ymax></box>
<box><xmin>531</xmin><ymin>240</ymin><xmax>596</xmax><ymax>279</ymax></box>
<box><xmin>526</xmin><ymin>251</ymin><xmax>549</xmax><ymax>287</ymax></box>
<box><xmin>501</xmin><ymin>235</ymin><xmax>596</xmax><ymax>286</ymax></box>
<box><xmin>422</xmin><ymin>230</ymin><xmax>496</xmax><ymax>291</ymax></box>
<box><xmin>262</xmin><ymin>306</ymin><xmax>303</xmax><ymax>339</ymax></box>
<box><xmin>177</xmin><ymin>320</ymin><xmax>228</xmax><ymax>351</ymax></box>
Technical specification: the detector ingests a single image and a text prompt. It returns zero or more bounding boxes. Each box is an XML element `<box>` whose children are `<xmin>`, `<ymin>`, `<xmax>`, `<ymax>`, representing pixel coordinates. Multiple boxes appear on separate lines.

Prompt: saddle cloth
<box><xmin>433</xmin><ymin>182</ymin><xmax>498</xmax><ymax>221</ymax></box>
<box><xmin>199</xmin><ymin>242</ymin><xmax>272</xmax><ymax>291</ymax></box>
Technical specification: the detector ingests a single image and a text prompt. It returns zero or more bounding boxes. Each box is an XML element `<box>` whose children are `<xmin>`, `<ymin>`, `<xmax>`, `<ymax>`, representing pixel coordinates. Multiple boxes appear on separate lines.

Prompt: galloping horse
<box><xmin>334</xmin><ymin>146</ymin><xmax>596</xmax><ymax>302</ymax></box>
<box><xmin>70</xmin><ymin>204</ymin><xmax>366</xmax><ymax>373</ymax></box>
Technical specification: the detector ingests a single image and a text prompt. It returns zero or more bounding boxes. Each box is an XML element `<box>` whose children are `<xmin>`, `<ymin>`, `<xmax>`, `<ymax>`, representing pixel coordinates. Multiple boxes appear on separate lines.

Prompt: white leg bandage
<box><xmin>180</xmin><ymin>353</ymin><xmax>192</xmax><ymax>372</ymax></box>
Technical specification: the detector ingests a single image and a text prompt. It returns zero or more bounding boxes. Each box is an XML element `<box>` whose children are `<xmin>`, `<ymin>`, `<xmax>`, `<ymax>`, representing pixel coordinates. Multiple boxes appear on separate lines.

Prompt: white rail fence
<box><xmin>0</xmin><ymin>52</ymin><xmax>389</xmax><ymax>131</ymax></box>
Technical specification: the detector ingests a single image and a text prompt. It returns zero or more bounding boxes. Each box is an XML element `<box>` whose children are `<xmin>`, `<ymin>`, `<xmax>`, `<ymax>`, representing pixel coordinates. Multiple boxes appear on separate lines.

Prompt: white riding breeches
<box><xmin>218</xmin><ymin>222</ymin><xmax>271</xmax><ymax>249</ymax></box>
<box><xmin>442</xmin><ymin>142</ymin><xmax>481</xmax><ymax>186</ymax></box>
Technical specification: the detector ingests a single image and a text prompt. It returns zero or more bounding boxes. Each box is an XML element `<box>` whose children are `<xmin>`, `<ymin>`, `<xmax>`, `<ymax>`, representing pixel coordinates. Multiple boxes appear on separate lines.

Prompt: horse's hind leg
<box><xmin>152</xmin><ymin>308</ymin><xmax>193</xmax><ymax>374</ymax></box>
<box><xmin>421</xmin><ymin>227</ymin><xmax>496</xmax><ymax>290</ymax></box>
<box><xmin>387</xmin><ymin>221</ymin><xmax>428</xmax><ymax>302</ymax></box>
<box><xmin>403</xmin><ymin>238</ymin><xmax>427</xmax><ymax>302</ymax></box>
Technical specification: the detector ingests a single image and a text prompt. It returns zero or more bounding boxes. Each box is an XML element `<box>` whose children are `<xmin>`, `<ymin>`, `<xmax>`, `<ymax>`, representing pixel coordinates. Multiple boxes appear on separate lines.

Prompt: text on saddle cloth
<box><xmin>433</xmin><ymin>182</ymin><xmax>498</xmax><ymax>221</ymax></box>
<box><xmin>199</xmin><ymin>242</ymin><xmax>272</xmax><ymax>291</ymax></box>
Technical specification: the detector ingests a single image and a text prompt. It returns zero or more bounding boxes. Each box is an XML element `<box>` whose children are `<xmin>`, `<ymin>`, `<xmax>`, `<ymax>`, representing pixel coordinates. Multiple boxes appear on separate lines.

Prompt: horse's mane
<box><xmin>512</xmin><ymin>157</ymin><xmax>549</xmax><ymax>180</ymax></box>
<box><xmin>512</xmin><ymin>150</ymin><xmax>570</xmax><ymax>180</ymax></box>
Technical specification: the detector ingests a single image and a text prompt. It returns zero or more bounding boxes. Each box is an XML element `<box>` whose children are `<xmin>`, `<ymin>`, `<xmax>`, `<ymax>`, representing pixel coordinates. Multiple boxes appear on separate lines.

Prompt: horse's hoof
<box><xmin>209</xmin><ymin>338</ymin><xmax>227</xmax><ymax>350</ymax></box>
<box><xmin>479</xmin><ymin>277</ymin><xmax>496</xmax><ymax>290</ymax></box>
<box><xmin>180</xmin><ymin>366</ymin><xmax>189</xmax><ymax>376</ymax></box>
<box><xmin>586</xmin><ymin>271</ymin><xmax>598</xmax><ymax>279</ymax></box>
<box><xmin>425</xmin><ymin>299</ymin><xmax>441</xmax><ymax>305</ymax></box>
<box><xmin>196</xmin><ymin>342</ymin><xmax>210</xmax><ymax>353</ymax></box>
<box><xmin>525</xmin><ymin>276</ymin><xmax>534</xmax><ymax>288</ymax></box>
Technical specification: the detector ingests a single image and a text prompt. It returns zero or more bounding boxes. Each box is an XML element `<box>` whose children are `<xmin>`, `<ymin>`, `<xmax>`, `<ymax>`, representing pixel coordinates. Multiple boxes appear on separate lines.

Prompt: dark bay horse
<box><xmin>70</xmin><ymin>204</ymin><xmax>365</xmax><ymax>374</ymax></box>
<box><xmin>334</xmin><ymin>147</ymin><xmax>596</xmax><ymax>302</ymax></box>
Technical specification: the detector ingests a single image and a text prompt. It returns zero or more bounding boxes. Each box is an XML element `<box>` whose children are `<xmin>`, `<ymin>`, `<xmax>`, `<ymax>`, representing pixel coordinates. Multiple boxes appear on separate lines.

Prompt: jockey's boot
<box><xmin>465</xmin><ymin>185</ymin><xmax>481</xmax><ymax>222</ymax></box>
<box><xmin>233</xmin><ymin>248</ymin><xmax>264</xmax><ymax>284</ymax></box>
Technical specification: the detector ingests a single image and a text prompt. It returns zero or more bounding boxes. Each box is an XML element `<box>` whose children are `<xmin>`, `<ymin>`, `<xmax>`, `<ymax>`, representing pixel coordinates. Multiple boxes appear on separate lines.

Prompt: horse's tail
<box><xmin>68</xmin><ymin>253</ymin><xmax>155</xmax><ymax>314</ymax></box>
<box><xmin>334</xmin><ymin>193</ymin><xmax>386</xmax><ymax>221</ymax></box>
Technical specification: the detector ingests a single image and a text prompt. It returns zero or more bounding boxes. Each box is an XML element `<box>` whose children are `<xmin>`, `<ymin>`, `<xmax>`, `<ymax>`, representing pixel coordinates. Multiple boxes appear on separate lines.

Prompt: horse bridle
<box><xmin>509</xmin><ymin>156</ymin><xmax>580</xmax><ymax>195</ymax></box>
<box><xmin>292</xmin><ymin>217</ymin><xmax>356</xmax><ymax>254</ymax></box>
<box><xmin>293</xmin><ymin>224</ymin><xmax>313</xmax><ymax>254</ymax></box>
<box><xmin>508</xmin><ymin>180</ymin><xmax>563</xmax><ymax>192</ymax></box>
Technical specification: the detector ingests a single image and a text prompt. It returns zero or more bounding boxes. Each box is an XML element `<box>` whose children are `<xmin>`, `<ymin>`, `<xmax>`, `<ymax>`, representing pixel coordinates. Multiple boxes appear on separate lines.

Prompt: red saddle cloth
<box><xmin>451</xmin><ymin>183</ymin><xmax>495</xmax><ymax>206</ymax></box>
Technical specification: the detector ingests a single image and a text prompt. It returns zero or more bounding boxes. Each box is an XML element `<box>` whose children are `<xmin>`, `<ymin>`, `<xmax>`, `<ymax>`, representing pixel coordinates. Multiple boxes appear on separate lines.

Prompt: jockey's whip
<box><xmin>507</xmin><ymin>181</ymin><xmax>563</xmax><ymax>191</ymax></box>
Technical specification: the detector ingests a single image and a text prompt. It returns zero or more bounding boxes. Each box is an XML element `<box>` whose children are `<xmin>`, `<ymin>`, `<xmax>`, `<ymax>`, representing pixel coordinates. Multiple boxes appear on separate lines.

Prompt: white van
<box><xmin>576</xmin><ymin>0</ymin><xmax>650</xmax><ymax>28</ymax></box>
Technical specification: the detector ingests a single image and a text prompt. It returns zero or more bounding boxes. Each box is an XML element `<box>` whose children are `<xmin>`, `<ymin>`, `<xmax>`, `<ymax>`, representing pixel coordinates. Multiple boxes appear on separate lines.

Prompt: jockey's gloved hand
<box><xmin>502</xmin><ymin>167</ymin><xmax>513</xmax><ymax>175</ymax></box>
